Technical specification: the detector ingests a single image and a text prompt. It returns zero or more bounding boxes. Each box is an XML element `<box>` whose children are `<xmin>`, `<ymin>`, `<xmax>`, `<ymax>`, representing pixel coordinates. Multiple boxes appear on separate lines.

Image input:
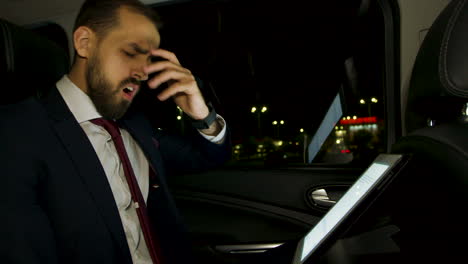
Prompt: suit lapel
<box><xmin>39</xmin><ymin>87</ymin><xmax>132</xmax><ymax>262</ymax></box>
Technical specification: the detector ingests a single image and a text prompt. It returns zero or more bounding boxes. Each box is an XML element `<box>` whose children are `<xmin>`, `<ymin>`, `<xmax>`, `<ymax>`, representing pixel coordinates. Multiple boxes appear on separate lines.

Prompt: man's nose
<box><xmin>131</xmin><ymin>65</ymin><xmax>148</xmax><ymax>81</ymax></box>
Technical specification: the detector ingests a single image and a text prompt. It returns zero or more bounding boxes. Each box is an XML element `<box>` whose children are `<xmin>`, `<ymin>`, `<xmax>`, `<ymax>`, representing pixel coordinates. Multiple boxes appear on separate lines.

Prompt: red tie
<box><xmin>90</xmin><ymin>118</ymin><xmax>162</xmax><ymax>264</ymax></box>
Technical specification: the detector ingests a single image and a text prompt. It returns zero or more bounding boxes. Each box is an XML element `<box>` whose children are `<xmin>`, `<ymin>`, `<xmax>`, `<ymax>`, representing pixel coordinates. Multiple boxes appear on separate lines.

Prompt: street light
<box><xmin>252</xmin><ymin>105</ymin><xmax>268</xmax><ymax>137</ymax></box>
<box><xmin>300</xmin><ymin>128</ymin><xmax>304</xmax><ymax>133</ymax></box>
<box><xmin>273</xmin><ymin>120</ymin><xmax>285</xmax><ymax>138</ymax></box>
<box><xmin>359</xmin><ymin>97</ymin><xmax>379</xmax><ymax>116</ymax></box>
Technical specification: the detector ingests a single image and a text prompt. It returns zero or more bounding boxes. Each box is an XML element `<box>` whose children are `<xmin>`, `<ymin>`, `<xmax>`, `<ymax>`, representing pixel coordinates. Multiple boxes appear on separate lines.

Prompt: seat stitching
<box><xmin>439</xmin><ymin>0</ymin><xmax>467</xmax><ymax>97</ymax></box>
<box><xmin>0</xmin><ymin>22</ymin><xmax>12</xmax><ymax>72</ymax></box>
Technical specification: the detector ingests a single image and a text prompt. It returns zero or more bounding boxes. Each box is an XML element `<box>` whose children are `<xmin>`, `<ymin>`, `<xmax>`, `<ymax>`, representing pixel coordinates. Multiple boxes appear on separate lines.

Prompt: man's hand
<box><xmin>144</xmin><ymin>49</ymin><xmax>209</xmax><ymax>120</ymax></box>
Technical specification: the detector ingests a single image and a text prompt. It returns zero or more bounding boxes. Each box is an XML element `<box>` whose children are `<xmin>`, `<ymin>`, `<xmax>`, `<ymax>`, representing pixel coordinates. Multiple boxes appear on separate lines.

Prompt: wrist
<box><xmin>188</xmin><ymin>103</ymin><xmax>217</xmax><ymax>129</ymax></box>
<box><xmin>199</xmin><ymin>117</ymin><xmax>222</xmax><ymax>136</ymax></box>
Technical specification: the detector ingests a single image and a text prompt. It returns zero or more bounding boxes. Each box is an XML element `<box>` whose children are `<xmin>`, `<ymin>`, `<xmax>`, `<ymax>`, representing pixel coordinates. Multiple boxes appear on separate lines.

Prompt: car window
<box><xmin>149</xmin><ymin>0</ymin><xmax>386</xmax><ymax>169</ymax></box>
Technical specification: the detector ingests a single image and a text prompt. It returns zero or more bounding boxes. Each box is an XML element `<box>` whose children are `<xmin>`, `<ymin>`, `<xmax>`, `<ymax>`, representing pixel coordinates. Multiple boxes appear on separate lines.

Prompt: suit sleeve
<box><xmin>0</xmin><ymin>120</ymin><xmax>58</xmax><ymax>263</ymax></box>
<box><xmin>152</xmin><ymin>124</ymin><xmax>232</xmax><ymax>175</ymax></box>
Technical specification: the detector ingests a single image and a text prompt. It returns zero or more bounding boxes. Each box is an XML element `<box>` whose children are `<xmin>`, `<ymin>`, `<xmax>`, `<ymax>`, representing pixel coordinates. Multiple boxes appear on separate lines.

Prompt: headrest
<box><xmin>0</xmin><ymin>19</ymin><xmax>69</xmax><ymax>104</ymax></box>
<box><xmin>406</xmin><ymin>0</ymin><xmax>468</xmax><ymax>132</ymax></box>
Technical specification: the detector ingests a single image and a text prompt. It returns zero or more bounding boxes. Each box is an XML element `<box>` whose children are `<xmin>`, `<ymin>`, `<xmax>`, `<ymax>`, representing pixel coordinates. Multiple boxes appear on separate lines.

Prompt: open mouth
<box><xmin>122</xmin><ymin>86</ymin><xmax>138</xmax><ymax>100</ymax></box>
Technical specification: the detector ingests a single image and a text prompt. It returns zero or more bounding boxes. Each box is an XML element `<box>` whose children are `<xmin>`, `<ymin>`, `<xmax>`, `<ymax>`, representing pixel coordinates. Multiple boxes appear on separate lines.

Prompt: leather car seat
<box><xmin>391</xmin><ymin>0</ymin><xmax>468</xmax><ymax>261</ymax></box>
<box><xmin>29</xmin><ymin>22</ymin><xmax>71</xmax><ymax>64</ymax></box>
<box><xmin>0</xmin><ymin>18</ymin><xmax>69</xmax><ymax>105</ymax></box>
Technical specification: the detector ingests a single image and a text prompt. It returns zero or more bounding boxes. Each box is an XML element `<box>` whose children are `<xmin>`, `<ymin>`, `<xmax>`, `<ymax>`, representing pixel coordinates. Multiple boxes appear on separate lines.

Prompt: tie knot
<box><xmin>90</xmin><ymin>118</ymin><xmax>121</xmax><ymax>139</ymax></box>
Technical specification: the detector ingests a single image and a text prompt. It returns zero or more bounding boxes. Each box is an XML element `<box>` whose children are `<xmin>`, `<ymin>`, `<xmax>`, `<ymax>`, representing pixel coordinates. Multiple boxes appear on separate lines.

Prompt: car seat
<box><xmin>0</xmin><ymin>18</ymin><xmax>69</xmax><ymax>105</ymax></box>
<box><xmin>391</xmin><ymin>0</ymin><xmax>468</xmax><ymax>261</ymax></box>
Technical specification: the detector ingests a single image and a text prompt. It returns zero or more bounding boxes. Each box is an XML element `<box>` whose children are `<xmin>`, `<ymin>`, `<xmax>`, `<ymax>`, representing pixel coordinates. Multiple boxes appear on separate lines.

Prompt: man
<box><xmin>0</xmin><ymin>0</ymin><xmax>230</xmax><ymax>263</ymax></box>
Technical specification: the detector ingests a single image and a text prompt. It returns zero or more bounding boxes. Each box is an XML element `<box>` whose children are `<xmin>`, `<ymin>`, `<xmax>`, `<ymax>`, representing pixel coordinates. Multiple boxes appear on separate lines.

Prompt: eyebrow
<box><xmin>128</xmin><ymin>43</ymin><xmax>149</xmax><ymax>55</ymax></box>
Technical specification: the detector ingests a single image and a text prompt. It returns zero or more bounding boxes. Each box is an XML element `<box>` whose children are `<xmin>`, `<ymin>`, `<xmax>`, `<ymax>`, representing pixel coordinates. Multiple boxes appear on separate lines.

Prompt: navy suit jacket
<box><xmin>0</xmin><ymin>87</ymin><xmax>231</xmax><ymax>264</ymax></box>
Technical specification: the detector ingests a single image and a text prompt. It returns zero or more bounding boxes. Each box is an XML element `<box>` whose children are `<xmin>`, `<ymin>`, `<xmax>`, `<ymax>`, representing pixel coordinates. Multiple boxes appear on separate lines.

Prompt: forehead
<box><xmin>106</xmin><ymin>7</ymin><xmax>160</xmax><ymax>49</ymax></box>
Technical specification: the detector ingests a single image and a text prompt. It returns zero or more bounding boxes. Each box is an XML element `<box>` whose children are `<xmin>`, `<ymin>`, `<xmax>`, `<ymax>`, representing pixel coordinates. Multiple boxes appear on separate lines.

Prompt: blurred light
<box><xmin>272</xmin><ymin>120</ymin><xmax>278</xmax><ymax>125</ymax></box>
<box><xmin>235</xmin><ymin>145</ymin><xmax>241</xmax><ymax>150</ymax></box>
<box><xmin>234</xmin><ymin>150</ymin><xmax>239</xmax><ymax>154</ymax></box>
<box><xmin>336</xmin><ymin>140</ymin><xmax>341</xmax><ymax>144</ymax></box>
<box><xmin>339</xmin><ymin>116</ymin><xmax>377</xmax><ymax>125</ymax></box>
<box><xmin>258</xmin><ymin>144</ymin><xmax>264</xmax><ymax>148</ymax></box>
<box><xmin>342</xmin><ymin>117</ymin><xmax>346</xmax><ymax>120</ymax></box>
<box><xmin>176</xmin><ymin>115</ymin><xmax>182</xmax><ymax>120</ymax></box>
<box><xmin>283</xmin><ymin>155</ymin><xmax>288</xmax><ymax>159</ymax></box>
<box><xmin>360</xmin><ymin>99</ymin><xmax>366</xmax><ymax>104</ymax></box>
<box><xmin>300</xmin><ymin>128</ymin><xmax>304</xmax><ymax>133</ymax></box>
<box><xmin>371</xmin><ymin>98</ymin><xmax>378</xmax><ymax>103</ymax></box>
<box><xmin>261</xmin><ymin>106</ymin><xmax>268</xmax><ymax>113</ymax></box>
<box><xmin>177</xmin><ymin>106</ymin><xmax>182</xmax><ymax>111</ymax></box>
<box><xmin>340</xmin><ymin>126</ymin><xmax>344</xmax><ymax>129</ymax></box>
<box><xmin>346</xmin><ymin>116</ymin><xmax>351</xmax><ymax>120</ymax></box>
<box><xmin>335</xmin><ymin>126</ymin><xmax>338</xmax><ymax>130</ymax></box>
<box><xmin>280</xmin><ymin>120</ymin><xmax>285</xmax><ymax>125</ymax></box>
<box><xmin>341</xmin><ymin>149</ymin><xmax>351</xmax><ymax>153</ymax></box>
<box><xmin>274</xmin><ymin>141</ymin><xmax>283</xmax><ymax>147</ymax></box>
<box><xmin>251</xmin><ymin>107</ymin><xmax>257</xmax><ymax>113</ymax></box>
<box><xmin>353</xmin><ymin>116</ymin><xmax>357</xmax><ymax>120</ymax></box>
<box><xmin>296</xmin><ymin>142</ymin><xmax>299</xmax><ymax>146</ymax></box>
<box><xmin>257</xmin><ymin>149</ymin><xmax>261</xmax><ymax>153</ymax></box>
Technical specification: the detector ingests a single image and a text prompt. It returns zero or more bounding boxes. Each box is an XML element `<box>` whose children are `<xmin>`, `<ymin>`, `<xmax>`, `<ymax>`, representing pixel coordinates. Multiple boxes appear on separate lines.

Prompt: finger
<box><xmin>144</xmin><ymin>60</ymin><xmax>190</xmax><ymax>77</ymax></box>
<box><xmin>157</xmin><ymin>80</ymin><xmax>194</xmax><ymax>101</ymax></box>
<box><xmin>149</xmin><ymin>49</ymin><xmax>180</xmax><ymax>65</ymax></box>
<box><xmin>147</xmin><ymin>69</ymin><xmax>192</xmax><ymax>89</ymax></box>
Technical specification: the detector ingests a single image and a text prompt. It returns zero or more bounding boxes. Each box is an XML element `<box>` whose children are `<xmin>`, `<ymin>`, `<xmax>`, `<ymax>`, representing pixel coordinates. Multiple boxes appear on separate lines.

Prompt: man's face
<box><xmin>85</xmin><ymin>7</ymin><xmax>160</xmax><ymax>120</ymax></box>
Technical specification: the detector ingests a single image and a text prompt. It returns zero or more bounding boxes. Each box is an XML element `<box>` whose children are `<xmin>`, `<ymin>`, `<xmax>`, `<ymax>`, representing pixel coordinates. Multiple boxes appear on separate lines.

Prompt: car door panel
<box><xmin>168</xmin><ymin>168</ymin><xmax>362</xmax><ymax>263</ymax></box>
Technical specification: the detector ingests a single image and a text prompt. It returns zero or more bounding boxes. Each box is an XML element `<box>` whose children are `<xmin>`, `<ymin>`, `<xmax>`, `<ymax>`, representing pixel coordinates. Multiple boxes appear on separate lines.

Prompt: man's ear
<box><xmin>73</xmin><ymin>26</ymin><xmax>95</xmax><ymax>58</ymax></box>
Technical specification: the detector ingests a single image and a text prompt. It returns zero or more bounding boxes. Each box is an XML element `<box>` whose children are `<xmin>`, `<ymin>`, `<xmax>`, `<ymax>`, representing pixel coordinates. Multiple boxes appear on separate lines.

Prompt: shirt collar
<box><xmin>56</xmin><ymin>75</ymin><xmax>102</xmax><ymax>123</ymax></box>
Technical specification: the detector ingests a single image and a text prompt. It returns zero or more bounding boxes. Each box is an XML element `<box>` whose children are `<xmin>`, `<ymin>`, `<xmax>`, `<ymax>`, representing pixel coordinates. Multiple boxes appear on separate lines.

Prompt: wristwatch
<box><xmin>189</xmin><ymin>103</ymin><xmax>217</xmax><ymax>129</ymax></box>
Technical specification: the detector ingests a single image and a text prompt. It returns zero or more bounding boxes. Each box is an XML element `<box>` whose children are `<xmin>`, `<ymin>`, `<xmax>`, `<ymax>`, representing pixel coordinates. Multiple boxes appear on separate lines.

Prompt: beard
<box><xmin>85</xmin><ymin>54</ymin><xmax>136</xmax><ymax>120</ymax></box>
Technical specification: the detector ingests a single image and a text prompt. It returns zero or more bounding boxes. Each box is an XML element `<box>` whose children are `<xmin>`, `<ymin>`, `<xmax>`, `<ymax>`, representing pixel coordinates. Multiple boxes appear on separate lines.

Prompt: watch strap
<box><xmin>190</xmin><ymin>104</ymin><xmax>217</xmax><ymax>129</ymax></box>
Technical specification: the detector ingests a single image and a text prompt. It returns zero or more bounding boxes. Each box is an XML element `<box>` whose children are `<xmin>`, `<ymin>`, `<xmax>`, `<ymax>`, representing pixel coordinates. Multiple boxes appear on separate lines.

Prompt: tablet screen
<box><xmin>293</xmin><ymin>154</ymin><xmax>402</xmax><ymax>264</ymax></box>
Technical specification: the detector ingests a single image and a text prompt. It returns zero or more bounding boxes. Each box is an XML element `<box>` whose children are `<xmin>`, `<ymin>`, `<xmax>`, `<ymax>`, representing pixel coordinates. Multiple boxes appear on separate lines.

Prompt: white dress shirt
<box><xmin>56</xmin><ymin>75</ymin><xmax>226</xmax><ymax>263</ymax></box>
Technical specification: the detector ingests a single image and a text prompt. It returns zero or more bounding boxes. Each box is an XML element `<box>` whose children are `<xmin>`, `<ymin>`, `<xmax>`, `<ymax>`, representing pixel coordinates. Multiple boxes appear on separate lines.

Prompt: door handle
<box><xmin>311</xmin><ymin>188</ymin><xmax>337</xmax><ymax>207</ymax></box>
<box><xmin>215</xmin><ymin>243</ymin><xmax>284</xmax><ymax>254</ymax></box>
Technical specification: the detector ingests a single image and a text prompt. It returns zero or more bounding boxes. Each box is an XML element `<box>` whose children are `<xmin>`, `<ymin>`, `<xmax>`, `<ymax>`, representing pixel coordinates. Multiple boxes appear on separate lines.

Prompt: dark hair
<box><xmin>73</xmin><ymin>0</ymin><xmax>161</xmax><ymax>40</ymax></box>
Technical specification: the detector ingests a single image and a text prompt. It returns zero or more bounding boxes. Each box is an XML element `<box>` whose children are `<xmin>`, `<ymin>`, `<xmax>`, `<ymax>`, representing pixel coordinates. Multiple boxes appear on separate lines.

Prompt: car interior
<box><xmin>391</xmin><ymin>0</ymin><xmax>468</xmax><ymax>261</ymax></box>
<box><xmin>1</xmin><ymin>0</ymin><xmax>467</xmax><ymax>263</ymax></box>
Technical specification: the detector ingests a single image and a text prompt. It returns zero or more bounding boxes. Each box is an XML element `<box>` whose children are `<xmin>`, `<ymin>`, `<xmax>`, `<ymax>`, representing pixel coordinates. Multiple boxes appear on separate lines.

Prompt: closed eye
<box><xmin>123</xmin><ymin>50</ymin><xmax>136</xmax><ymax>58</ymax></box>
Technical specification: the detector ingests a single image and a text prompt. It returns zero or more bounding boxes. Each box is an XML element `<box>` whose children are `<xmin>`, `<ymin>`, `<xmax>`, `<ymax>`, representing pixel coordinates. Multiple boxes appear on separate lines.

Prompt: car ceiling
<box><xmin>0</xmin><ymin>0</ymin><xmax>171</xmax><ymax>25</ymax></box>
